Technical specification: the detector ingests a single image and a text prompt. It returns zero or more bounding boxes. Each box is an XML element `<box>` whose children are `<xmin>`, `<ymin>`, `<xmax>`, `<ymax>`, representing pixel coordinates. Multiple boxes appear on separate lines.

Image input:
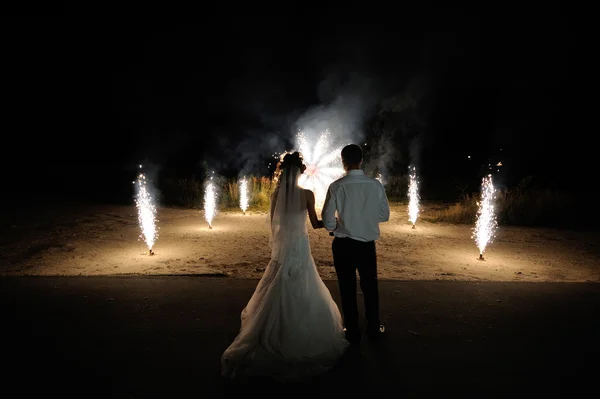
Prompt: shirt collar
<box><xmin>346</xmin><ymin>169</ymin><xmax>364</xmax><ymax>176</ymax></box>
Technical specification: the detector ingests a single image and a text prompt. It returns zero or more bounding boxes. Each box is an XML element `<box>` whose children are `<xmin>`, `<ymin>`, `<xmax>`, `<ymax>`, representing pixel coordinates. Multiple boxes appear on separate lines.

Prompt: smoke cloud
<box><xmin>227</xmin><ymin>70</ymin><xmax>428</xmax><ymax>182</ymax></box>
<box><xmin>224</xmin><ymin>72</ymin><xmax>384</xmax><ymax>179</ymax></box>
<box><xmin>292</xmin><ymin>71</ymin><xmax>381</xmax><ymax>147</ymax></box>
<box><xmin>370</xmin><ymin>76</ymin><xmax>429</xmax><ymax>178</ymax></box>
<box><xmin>207</xmin><ymin>70</ymin><xmax>428</xmax><ymax>183</ymax></box>
<box><xmin>234</xmin><ymin>129</ymin><xmax>290</xmax><ymax>178</ymax></box>
<box><xmin>212</xmin><ymin>31</ymin><xmax>430</xmax><ymax>181</ymax></box>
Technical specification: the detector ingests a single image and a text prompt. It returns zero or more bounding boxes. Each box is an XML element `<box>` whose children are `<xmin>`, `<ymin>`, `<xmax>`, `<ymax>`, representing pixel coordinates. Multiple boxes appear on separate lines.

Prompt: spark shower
<box><xmin>204</xmin><ymin>173</ymin><xmax>217</xmax><ymax>229</ymax></box>
<box><xmin>239</xmin><ymin>176</ymin><xmax>249</xmax><ymax>215</ymax></box>
<box><xmin>472</xmin><ymin>174</ymin><xmax>498</xmax><ymax>260</ymax></box>
<box><xmin>408</xmin><ymin>166</ymin><xmax>420</xmax><ymax>228</ymax></box>
<box><xmin>134</xmin><ymin>166</ymin><xmax>158</xmax><ymax>255</ymax></box>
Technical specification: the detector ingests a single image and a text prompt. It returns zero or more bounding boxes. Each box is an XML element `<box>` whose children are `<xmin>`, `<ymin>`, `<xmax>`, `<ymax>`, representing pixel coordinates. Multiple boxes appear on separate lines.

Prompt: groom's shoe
<box><xmin>367</xmin><ymin>324</ymin><xmax>385</xmax><ymax>341</ymax></box>
<box><xmin>343</xmin><ymin>328</ymin><xmax>361</xmax><ymax>346</ymax></box>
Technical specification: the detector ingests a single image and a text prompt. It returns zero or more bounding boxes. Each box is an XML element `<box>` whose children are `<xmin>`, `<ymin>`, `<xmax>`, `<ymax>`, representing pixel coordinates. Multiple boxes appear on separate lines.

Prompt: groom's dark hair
<box><xmin>341</xmin><ymin>144</ymin><xmax>363</xmax><ymax>166</ymax></box>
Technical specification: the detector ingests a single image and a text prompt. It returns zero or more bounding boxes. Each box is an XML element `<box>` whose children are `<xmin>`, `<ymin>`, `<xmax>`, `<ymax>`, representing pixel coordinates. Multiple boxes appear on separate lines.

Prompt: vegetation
<box><xmin>158</xmin><ymin>175</ymin><xmax>276</xmax><ymax>212</ymax></box>
<box><xmin>422</xmin><ymin>176</ymin><xmax>580</xmax><ymax>228</ymax></box>
<box><xmin>156</xmin><ymin>173</ymin><xmax>581</xmax><ymax>229</ymax></box>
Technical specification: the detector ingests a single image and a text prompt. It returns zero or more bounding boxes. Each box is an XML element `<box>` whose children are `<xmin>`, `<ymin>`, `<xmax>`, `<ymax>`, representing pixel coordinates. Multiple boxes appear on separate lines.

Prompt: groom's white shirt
<box><xmin>322</xmin><ymin>169</ymin><xmax>390</xmax><ymax>242</ymax></box>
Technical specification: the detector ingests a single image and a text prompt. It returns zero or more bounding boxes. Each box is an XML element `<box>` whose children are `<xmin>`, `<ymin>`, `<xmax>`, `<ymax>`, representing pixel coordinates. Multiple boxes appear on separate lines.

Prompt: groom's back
<box><xmin>326</xmin><ymin>170</ymin><xmax>389</xmax><ymax>242</ymax></box>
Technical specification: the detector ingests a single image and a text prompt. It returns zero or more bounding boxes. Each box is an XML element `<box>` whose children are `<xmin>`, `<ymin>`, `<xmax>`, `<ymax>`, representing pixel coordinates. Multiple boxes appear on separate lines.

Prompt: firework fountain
<box><xmin>295</xmin><ymin>130</ymin><xmax>345</xmax><ymax>211</ymax></box>
<box><xmin>204</xmin><ymin>174</ymin><xmax>218</xmax><ymax>229</ymax></box>
<box><xmin>134</xmin><ymin>166</ymin><xmax>158</xmax><ymax>255</ymax></box>
<box><xmin>472</xmin><ymin>174</ymin><xmax>498</xmax><ymax>260</ymax></box>
<box><xmin>407</xmin><ymin>166</ymin><xmax>420</xmax><ymax>229</ymax></box>
<box><xmin>239</xmin><ymin>176</ymin><xmax>249</xmax><ymax>215</ymax></box>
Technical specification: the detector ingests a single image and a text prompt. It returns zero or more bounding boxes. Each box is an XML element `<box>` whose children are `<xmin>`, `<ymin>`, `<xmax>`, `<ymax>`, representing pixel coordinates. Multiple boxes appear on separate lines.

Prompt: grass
<box><xmin>421</xmin><ymin>196</ymin><xmax>479</xmax><ymax>225</ymax></box>
<box><xmin>159</xmin><ymin>175</ymin><xmax>276</xmax><ymax>212</ymax></box>
<box><xmin>222</xmin><ymin>176</ymin><xmax>275</xmax><ymax>211</ymax></box>
<box><xmin>158</xmin><ymin>175</ymin><xmax>583</xmax><ymax>229</ymax></box>
<box><xmin>423</xmin><ymin>177</ymin><xmax>582</xmax><ymax>229</ymax></box>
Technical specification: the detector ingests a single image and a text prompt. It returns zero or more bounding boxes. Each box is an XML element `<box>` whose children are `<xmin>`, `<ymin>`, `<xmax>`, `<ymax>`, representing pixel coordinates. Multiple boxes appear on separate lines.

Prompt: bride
<box><xmin>221</xmin><ymin>151</ymin><xmax>349</xmax><ymax>381</ymax></box>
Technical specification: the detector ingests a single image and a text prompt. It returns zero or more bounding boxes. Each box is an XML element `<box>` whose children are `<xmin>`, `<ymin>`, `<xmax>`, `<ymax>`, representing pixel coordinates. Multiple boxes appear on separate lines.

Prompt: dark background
<box><xmin>3</xmin><ymin>6</ymin><xmax>585</xmax><ymax>205</ymax></box>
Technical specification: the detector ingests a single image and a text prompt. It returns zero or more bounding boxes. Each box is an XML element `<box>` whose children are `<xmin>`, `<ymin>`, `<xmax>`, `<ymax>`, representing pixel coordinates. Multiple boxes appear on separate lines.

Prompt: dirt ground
<box><xmin>1</xmin><ymin>202</ymin><xmax>599</xmax><ymax>282</ymax></box>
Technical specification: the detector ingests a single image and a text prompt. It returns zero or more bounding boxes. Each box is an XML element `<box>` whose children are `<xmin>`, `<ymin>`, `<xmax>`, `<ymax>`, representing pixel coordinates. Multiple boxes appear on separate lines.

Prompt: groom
<box><xmin>322</xmin><ymin>144</ymin><xmax>390</xmax><ymax>345</ymax></box>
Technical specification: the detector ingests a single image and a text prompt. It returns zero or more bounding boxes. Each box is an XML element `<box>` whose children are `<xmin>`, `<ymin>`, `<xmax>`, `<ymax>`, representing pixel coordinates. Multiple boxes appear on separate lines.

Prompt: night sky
<box><xmin>4</xmin><ymin>7</ymin><xmax>583</xmax><ymax>204</ymax></box>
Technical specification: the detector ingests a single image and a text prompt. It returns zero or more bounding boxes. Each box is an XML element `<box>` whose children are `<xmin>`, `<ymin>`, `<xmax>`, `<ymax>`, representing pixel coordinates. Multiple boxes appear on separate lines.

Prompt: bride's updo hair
<box><xmin>274</xmin><ymin>151</ymin><xmax>306</xmax><ymax>183</ymax></box>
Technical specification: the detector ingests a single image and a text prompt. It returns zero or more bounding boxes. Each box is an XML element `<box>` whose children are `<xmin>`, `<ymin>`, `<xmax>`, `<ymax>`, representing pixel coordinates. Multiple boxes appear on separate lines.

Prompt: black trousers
<box><xmin>332</xmin><ymin>236</ymin><xmax>380</xmax><ymax>333</ymax></box>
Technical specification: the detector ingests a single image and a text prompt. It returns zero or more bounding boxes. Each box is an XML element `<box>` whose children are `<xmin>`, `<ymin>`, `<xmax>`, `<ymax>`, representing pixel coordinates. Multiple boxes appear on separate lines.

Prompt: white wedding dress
<box><xmin>221</xmin><ymin>165</ymin><xmax>349</xmax><ymax>382</ymax></box>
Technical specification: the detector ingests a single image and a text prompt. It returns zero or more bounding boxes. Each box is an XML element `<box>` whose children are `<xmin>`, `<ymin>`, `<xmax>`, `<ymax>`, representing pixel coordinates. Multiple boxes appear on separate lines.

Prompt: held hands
<box><xmin>317</xmin><ymin>220</ymin><xmax>334</xmax><ymax>235</ymax></box>
<box><xmin>311</xmin><ymin>220</ymin><xmax>325</xmax><ymax>229</ymax></box>
<box><xmin>315</xmin><ymin>220</ymin><xmax>335</xmax><ymax>236</ymax></box>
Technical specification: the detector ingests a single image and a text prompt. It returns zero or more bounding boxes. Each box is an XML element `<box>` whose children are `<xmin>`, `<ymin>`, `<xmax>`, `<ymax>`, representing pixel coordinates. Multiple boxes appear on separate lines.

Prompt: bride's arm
<box><xmin>306</xmin><ymin>190</ymin><xmax>324</xmax><ymax>229</ymax></box>
<box><xmin>270</xmin><ymin>188</ymin><xmax>278</xmax><ymax>223</ymax></box>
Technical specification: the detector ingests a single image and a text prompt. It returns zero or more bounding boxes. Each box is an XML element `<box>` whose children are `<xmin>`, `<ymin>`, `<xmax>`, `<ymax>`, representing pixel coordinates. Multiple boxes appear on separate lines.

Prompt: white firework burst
<box><xmin>295</xmin><ymin>130</ymin><xmax>345</xmax><ymax>211</ymax></box>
